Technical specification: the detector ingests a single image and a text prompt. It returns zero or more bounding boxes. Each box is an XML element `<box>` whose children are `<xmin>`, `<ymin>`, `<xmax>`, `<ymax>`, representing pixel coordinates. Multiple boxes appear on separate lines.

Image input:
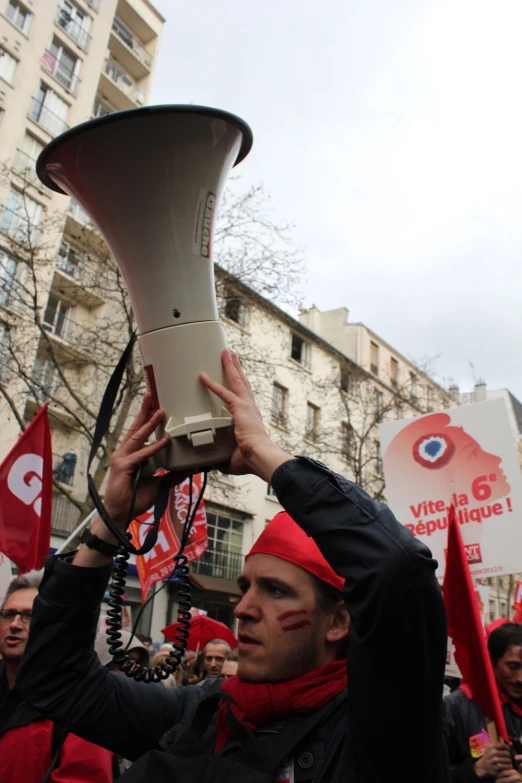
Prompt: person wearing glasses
<box><xmin>0</xmin><ymin>571</ymin><xmax>113</xmax><ymax>783</ymax></box>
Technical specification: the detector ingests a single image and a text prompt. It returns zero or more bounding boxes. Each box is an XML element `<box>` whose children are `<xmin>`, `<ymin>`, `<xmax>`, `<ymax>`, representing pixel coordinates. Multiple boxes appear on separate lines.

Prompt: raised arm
<box><xmin>201</xmin><ymin>350</ymin><xmax>448</xmax><ymax>783</ymax></box>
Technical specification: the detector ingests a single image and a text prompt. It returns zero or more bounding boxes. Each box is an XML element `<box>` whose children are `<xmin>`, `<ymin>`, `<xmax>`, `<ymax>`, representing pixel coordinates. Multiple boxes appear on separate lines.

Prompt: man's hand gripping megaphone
<box><xmin>77</xmin><ymin>350</ymin><xmax>291</xmax><ymax>561</ymax></box>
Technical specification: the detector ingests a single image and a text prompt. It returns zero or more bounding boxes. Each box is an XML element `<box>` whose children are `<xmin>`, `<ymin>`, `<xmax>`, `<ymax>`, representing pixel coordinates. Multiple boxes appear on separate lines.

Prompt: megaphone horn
<box><xmin>37</xmin><ymin>105</ymin><xmax>253</xmax><ymax>471</ymax></box>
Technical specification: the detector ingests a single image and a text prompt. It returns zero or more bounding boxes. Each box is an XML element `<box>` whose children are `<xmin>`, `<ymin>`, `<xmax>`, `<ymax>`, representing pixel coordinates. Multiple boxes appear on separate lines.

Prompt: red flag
<box><xmin>513</xmin><ymin>581</ymin><xmax>522</xmax><ymax>623</ymax></box>
<box><xmin>0</xmin><ymin>405</ymin><xmax>52</xmax><ymax>573</ymax></box>
<box><xmin>443</xmin><ymin>507</ymin><xmax>509</xmax><ymax>741</ymax></box>
<box><xmin>129</xmin><ymin>474</ymin><xmax>207</xmax><ymax>603</ymax></box>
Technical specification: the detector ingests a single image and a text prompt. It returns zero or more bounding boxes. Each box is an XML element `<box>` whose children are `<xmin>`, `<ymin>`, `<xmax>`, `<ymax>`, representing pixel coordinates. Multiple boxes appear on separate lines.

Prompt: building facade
<box><xmin>0</xmin><ymin>0</ymin><xmax>164</xmax><ymax>627</ymax></box>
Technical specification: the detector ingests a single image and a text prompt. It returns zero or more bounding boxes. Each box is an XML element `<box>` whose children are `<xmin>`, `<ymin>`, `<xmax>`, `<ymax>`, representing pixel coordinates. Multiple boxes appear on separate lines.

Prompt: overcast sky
<box><xmin>150</xmin><ymin>0</ymin><xmax>522</xmax><ymax>398</ymax></box>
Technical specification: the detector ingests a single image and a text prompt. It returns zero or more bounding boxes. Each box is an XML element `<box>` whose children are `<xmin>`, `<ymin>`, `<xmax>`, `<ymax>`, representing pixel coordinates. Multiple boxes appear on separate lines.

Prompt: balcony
<box><xmin>51</xmin><ymin>493</ymin><xmax>81</xmax><ymax>535</ymax></box>
<box><xmin>68</xmin><ymin>198</ymin><xmax>91</xmax><ymax>224</ymax></box>
<box><xmin>54</xmin><ymin>251</ymin><xmax>105</xmax><ymax>307</ymax></box>
<box><xmin>109</xmin><ymin>17</ymin><xmax>151</xmax><ymax>79</ymax></box>
<box><xmin>28</xmin><ymin>95</ymin><xmax>69</xmax><ymax>137</ymax></box>
<box><xmin>0</xmin><ymin>205</ymin><xmax>41</xmax><ymax>245</ymax></box>
<box><xmin>86</xmin><ymin>0</ymin><xmax>99</xmax><ymax>9</ymax></box>
<box><xmin>41</xmin><ymin>49</ymin><xmax>80</xmax><ymax>96</ymax></box>
<box><xmin>191</xmin><ymin>549</ymin><xmax>244</xmax><ymax>582</ymax></box>
<box><xmin>100</xmin><ymin>58</ymin><xmax>145</xmax><ymax>110</ymax></box>
<box><xmin>55</xmin><ymin>8</ymin><xmax>91</xmax><ymax>53</ymax></box>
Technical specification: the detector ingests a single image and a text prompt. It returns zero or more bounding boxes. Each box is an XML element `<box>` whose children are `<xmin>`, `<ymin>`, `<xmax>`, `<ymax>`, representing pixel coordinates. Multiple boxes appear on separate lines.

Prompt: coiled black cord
<box><xmin>104</xmin><ymin>470</ymin><xmax>208</xmax><ymax>683</ymax></box>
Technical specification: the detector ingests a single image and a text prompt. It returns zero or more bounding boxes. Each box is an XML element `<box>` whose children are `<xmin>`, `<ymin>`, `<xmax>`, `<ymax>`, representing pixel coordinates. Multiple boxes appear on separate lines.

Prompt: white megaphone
<box><xmin>37</xmin><ymin>105</ymin><xmax>253</xmax><ymax>471</ymax></box>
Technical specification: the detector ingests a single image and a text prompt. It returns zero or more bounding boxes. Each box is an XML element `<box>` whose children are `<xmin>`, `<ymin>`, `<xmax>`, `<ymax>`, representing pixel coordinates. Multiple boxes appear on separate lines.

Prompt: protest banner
<box><xmin>379</xmin><ymin>398</ymin><xmax>522</xmax><ymax>580</ymax></box>
<box><xmin>129</xmin><ymin>474</ymin><xmax>208</xmax><ymax>602</ymax></box>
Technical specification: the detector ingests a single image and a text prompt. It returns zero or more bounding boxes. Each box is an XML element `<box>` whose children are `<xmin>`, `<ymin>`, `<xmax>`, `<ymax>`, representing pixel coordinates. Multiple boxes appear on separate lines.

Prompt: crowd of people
<box><xmin>0</xmin><ymin>350</ymin><xmax>521</xmax><ymax>782</ymax></box>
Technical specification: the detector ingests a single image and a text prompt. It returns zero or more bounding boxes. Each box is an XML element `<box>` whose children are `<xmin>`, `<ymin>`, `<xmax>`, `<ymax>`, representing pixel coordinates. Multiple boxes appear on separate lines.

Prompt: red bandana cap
<box><xmin>246</xmin><ymin>511</ymin><xmax>344</xmax><ymax>592</ymax></box>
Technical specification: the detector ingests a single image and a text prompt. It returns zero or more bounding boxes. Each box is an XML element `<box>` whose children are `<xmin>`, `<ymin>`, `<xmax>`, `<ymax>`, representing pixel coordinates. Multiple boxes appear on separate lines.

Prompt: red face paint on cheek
<box><xmin>281</xmin><ymin>620</ymin><xmax>312</xmax><ymax>632</ymax></box>
<box><xmin>276</xmin><ymin>610</ymin><xmax>308</xmax><ymax>622</ymax></box>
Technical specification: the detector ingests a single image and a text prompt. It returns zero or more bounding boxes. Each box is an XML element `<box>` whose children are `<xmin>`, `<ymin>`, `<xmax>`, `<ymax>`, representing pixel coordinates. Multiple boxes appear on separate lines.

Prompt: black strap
<box><xmin>41</xmin><ymin>724</ymin><xmax>68</xmax><ymax>783</ymax></box>
<box><xmin>86</xmin><ymin>331</ymin><xmax>171</xmax><ymax>557</ymax></box>
<box><xmin>87</xmin><ymin>332</ymin><xmax>136</xmax><ymax>468</ymax></box>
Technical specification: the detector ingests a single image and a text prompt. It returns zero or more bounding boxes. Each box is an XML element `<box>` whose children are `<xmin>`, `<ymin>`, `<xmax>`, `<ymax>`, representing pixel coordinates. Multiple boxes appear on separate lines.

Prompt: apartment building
<box><xmin>0</xmin><ymin>0</ymin><xmax>164</xmax><ymax>624</ymax></box>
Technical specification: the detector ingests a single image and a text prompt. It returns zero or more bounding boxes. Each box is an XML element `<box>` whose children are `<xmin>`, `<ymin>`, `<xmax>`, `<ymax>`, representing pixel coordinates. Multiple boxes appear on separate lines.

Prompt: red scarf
<box><xmin>214</xmin><ymin>659</ymin><xmax>347</xmax><ymax>753</ymax></box>
<box><xmin>460</xmin><ymin>682</ymin><xmax>522</xmax><ymax>718</ymax></box>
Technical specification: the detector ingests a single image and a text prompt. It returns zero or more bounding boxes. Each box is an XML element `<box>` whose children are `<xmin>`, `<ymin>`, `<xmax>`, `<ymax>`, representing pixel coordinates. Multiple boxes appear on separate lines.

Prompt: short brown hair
<box><xmin>2</xmin><ymin>570</ymin><xmax>42</xmax><ymax>609</ymax></box>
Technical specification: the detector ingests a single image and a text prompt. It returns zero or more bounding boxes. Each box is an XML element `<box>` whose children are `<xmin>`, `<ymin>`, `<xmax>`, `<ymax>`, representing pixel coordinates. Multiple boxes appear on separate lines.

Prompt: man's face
<box><xmin>494</xmin><ymin>645</ymin><xmax>522</xmax><ymax>700</ymax></box>
<box><xmin>221</xmin><ymin>660</ymin><xmax>238</xmax><ymax>679</ymax></box>
<box><xmin>0</xmin><ymin>588</ymin><xmax>37</xmax><ymax>663</ymax></box>
<box><xmin>204</xmin><ymin>643</ymin><xmax>228</xmax><ymax>678</ymax></box>
<box><xmin>235</xmin><ymin>554</ymin><xmax>343</xmax><ymax>683</ymax></box>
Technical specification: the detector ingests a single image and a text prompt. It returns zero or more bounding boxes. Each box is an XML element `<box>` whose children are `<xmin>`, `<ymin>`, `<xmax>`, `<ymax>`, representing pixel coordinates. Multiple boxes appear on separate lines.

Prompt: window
<box><xmin>370</xmin><ymin>341</ymin><xmax>379</xmax><ymax>376</ymax></box>
<box><xmin>306</xmin><ymin>402</ymin><xmax>319</xmax><ymax>441</ymax></box>
<box><xmin>395</xmin><ymin>400</ymin><xmax>403</xmax><ymax>420</ymax></box>
<box><xmin>390</xmin><ymin>357</ymin><xmax>399</xmax><ymax>388</ymax></box>
<box><xmin>57</xmin><ymin>241</ymin><xmax>83</xmax><ymax>279</ymax></box>
<box><xmin>0</xmin><ymin>251</ymin><xmax>17</xmax><ymax>307</ymax></box>
<box><xmin>57</xmin><ymin>1</ymin><xmax>91</xmax><ymax>52</ymax></box>
<box><xmin>6</xmin><ymin>0</ymin><xmax>31</xmax><ymax>33</ymax></box>
<box><xmin>0</xmin><ymin>188</ymin><xmax>43</xmax><ymax>244</ymax></box>
<box><xmin>92</xmin><ymin>97</ymin><xmax>113</xmax><ymax>119</ymax></box>
<box><xmin>290</xmin><ymin>333</ymin><xmax>310</xmax><ymax>367</ymax></box>
<box><xmin>43</xmin><ymin>295</ymin><xmax>72</xmax><ymax>340</ymax></box>
<box><xmin>191</xmin><ymin>511</ymin><xmax>244</xmax><ymax>581</ymax></box>
<box><xmin>271</xmin><ymin>383</ymin><xmax>287</xmax><ymax>427</ymax></box>
<box><xmin>373</xmin><ymin>389</ymin><xmax>383</xmax><ymax>418</ymax></box>
<box><xmin>32</xmin><ymin>355</ymin><xmax>59</xmax><ymax>401</ymax></box>
<box><xmin>341</xmin><ymin>422</ymin><xmax>354</xmax><ymax>461</ymax></box>
<box><xmin>340</xmin><ymin>365</ymin><xmax>354</xmax><ymax>395</ymax></box>
<box><xmin>29</xmin><ymin>83</ymin><xmax>69</xmax><ymax>136</ymax></box>
<box><xmin>426</xmin><ymin>386</ymin><xmax>432</xmax><ymax>412</ymax></box>
<box><xmin>0</xmin><ymin>49</ymin><xmax>17</xmax><ymax>85</ymax></box>
<box><xmin>13</xmin><ymin>133</ymin><xmax>44</xmax><ymax>178</ymax></box>
<box><xmin>373</xmin><ymin>440</ymin><xmax>383</xmax><ymax>476</ymax></box>
<box><xmin>266</xmin><ymin>484</ymin><xmax>277</xmax><ymax>497</ymax></box>
<box><xmin>409</xmin><ymin>372</ymin><xmax>417</xmax><ymax>402</ymax></box>
<box><xmin>224</xmin><ymin>293</ymin><xmax>248</xmax><ymax>328</ymax></box>
<box><xmin>41</xmin><ymin>37</ymin><xmax>80</xmax><ymax>93</ymax></box>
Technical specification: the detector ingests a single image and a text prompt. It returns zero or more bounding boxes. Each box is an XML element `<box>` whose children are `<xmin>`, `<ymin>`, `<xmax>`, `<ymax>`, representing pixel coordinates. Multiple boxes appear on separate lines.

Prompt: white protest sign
<box><xmin>379</xmin><ymin>398</ymin><xmax>522</xmax><ymax>581</ymax></box>
<box><xmin>0</xmin><ymin>552</ymin><xmax>14</xmax><ymax>604</ymax></box>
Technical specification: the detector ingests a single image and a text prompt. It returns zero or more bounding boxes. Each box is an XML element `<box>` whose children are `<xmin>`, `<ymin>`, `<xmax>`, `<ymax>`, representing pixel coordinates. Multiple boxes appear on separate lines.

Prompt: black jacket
<box><xmin>443</xmin><ymin>688</ymin><xmax>522</xmax><ymax>782</ymax></box>
<box><xmin>18</xmin><ymin>456</ymin><xmax>449</xmax><ymax>782</ymax></box>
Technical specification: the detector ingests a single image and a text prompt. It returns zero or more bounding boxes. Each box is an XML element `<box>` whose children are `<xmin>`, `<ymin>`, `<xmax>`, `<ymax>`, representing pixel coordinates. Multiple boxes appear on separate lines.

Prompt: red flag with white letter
<box><xmin>129</xmin><ymin>474</ymin><xmax>207</xmax><ymax>603</ymax></box>
<box><xmin>0</xmin><ymin>405</ymin><xmax>52</xmax><ymax>573</ymax></box>
<box><xmin>443</xmin><ymin>506</ymin><xmax>509</xmax><ymax>741</ymax></box>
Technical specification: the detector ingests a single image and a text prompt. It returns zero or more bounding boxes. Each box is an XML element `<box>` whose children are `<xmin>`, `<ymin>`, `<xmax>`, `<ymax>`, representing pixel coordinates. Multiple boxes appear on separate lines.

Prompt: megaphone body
<box><xmin>37</xmin><ymin>106</ymin><xmax>253</xmax><ymax>471</ymax></box>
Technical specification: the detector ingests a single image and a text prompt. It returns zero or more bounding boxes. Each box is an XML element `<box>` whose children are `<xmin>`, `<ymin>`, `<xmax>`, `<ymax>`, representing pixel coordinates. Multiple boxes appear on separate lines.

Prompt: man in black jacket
<box><xmin>444</xmin><ymin>622</ymin><xmax>522</xmax><ymax>782</ymax></box>
<box><xmin>18</xmin><ymin>350</ymin><xmax>449</xmax><ymax>782</ymax></box>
